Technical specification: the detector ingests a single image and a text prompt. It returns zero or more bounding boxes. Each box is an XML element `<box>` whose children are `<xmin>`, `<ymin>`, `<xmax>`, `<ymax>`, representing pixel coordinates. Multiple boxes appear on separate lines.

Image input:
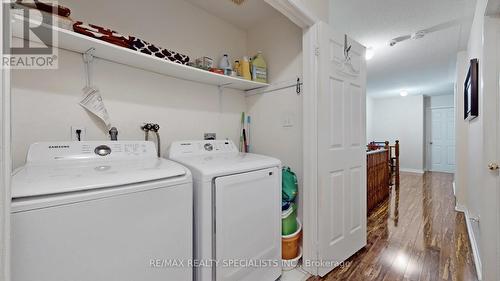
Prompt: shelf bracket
<box><xmin>83</xmin><ymin>47</ymin><xmax>95</xmax><ymax>63</ymax></box>
<box><xmin>83</xmin><ymin>48</ymin><xmax>96</xmax><ymax>88</ymax></box>
<box><xmin>218</xmin><ymin>83</ymin><xmax>232</xmax><ymax>89</ymax></box>
<box><xmin>217</xmin><ymin>83</ymin><xmax>232</xmax><ymax>113</ymax></box>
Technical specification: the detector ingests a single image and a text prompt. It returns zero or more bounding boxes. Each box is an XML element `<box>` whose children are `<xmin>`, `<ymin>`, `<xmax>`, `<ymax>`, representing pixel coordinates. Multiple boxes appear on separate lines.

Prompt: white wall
<box><xmin>246</xmin><ymin>13</ymin><xmax>303</xmax><ymax>84</ymax></box>
<box><xmin>245</xmin><ymin>12</ymin><xmax>303</xmax><ymax>169</ymax></box>
<box><xmin>454</xmin><ymin>51</ymin><xmax>468</xmax><ymax>210</ymax></box>
<box><xmin>455</xmin><ymin>0</ymin><xmax>500</xmax><ymax>279</ymax></box>
<box><xmin>369</xmin><ymin>95</ymin><xmax>425</xmax><ymax>173</ymax></box>
<box><xmin>11</xmin><ymin>0</ymin><xmax>250</xmax><ymax>169</ymax></box>
<box><xmin>12</xmin><ymin>0</ymin><xmax>306</xmax><ymax>173</ymax></box>
<box><xmin>59</xmin><ymin>0</ymin><xmax>248</xmax><ymax>62</ymax></box>
<box><xmin>245</xmin><ymin>11</ymin><xmax>303</xmax><ymax>211</ymax></box>
<box><xmin>366</xmin><ymin>96</ymin><xmax>374</xmax><ymax>142</ymax></box>
<box><xmin>427</xmin><ymin>94</ymin><xmax>454</xmax><ymax>108</ymax></box>
<box><xmin>464</xmin><ymin>0</ymin><xmax>486</xmax><ymax>235</ymax></box>
<box><xmin>461</xmin><ymin>0</ymin><xmax>488</xmax><ymax>274</ymax></box>
<box><xmin>12</xmin><ymin>48</ymin><xmax>246</xmax><ymax>169</ymax></box>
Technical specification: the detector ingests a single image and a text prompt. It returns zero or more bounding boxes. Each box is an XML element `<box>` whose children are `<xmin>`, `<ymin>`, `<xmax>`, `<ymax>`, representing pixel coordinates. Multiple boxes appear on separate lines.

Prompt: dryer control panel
<box><xmin>168</xmin><ymin>140</ymin><xmax>238</xmax><ymax>158</ymax></box>
<box><xmin>27</xmin><ymin>141</ymin><xmax>158</xmax><ymax>163</ymax></box>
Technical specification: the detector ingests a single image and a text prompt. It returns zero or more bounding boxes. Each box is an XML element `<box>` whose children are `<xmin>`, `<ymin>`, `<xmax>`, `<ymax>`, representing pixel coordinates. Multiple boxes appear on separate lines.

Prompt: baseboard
<box><xmin>454</xmin><ymin>206</ymin><xmax>483</xmax><ymax>280</ymax></box>
<box><xmin>399</xmin><ymin>168</ymin><xmax>425</xmax><ymax>174</ymax></box>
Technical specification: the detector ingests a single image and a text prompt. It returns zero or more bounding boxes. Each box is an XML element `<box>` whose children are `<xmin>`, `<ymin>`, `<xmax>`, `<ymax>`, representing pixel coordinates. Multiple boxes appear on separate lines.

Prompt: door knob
<box><xmin>488</xmin><ymin>163</ymin><xmax>499</xmax><ymax>170</ymax></box>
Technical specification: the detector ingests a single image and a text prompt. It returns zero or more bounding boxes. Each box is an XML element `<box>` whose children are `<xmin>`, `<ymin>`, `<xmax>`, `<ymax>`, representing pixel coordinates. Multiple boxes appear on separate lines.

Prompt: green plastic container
<box><xmin>282</xmin><ymin>203</ymin><xmax>298</xmax><ymax>235</ymax></box>
<box><xmin>282</xmin><ymin>167</ymin><xmax>298</xmax><ymax>202</ymax></box>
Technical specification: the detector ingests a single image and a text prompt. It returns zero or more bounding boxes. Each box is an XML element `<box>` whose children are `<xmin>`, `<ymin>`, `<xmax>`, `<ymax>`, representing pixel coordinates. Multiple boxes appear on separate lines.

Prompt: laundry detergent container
<box><xmin>282</xmin><ymin>203</ymin><xmax>298</xmax><ymax>235</ymax></box>
<box><xmin>282</xmin><ymin>219</ymin><xmax>302</xmax><ymax>260</ymax></box>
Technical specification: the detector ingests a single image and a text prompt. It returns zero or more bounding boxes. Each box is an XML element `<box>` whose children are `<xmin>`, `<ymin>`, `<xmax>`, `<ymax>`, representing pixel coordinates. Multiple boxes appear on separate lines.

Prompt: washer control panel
<box><xmin>169</xmin><ymin>140</ymin><xmax>238</xmax><ymax>157</ymax></box>
<box><xmin>27</xmin><ymin>141</ymin><xmax>157</xmax><ymax>162</ymax></box>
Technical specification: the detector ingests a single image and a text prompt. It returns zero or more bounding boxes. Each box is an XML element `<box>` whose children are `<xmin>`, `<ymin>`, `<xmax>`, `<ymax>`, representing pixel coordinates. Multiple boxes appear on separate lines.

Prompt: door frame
<box><xmin>265</xmin><ymin>0</ymin><xmax>321</xmax><ymax>276</ymax></box>
<box><xmin>1</xmin><ymin>2</ymin><xmax>12</xmax><ymax>281</ymax></box>
<box><xmin>425</xmin><ymin>105</ymin><xmax>455</xmax><ymax>172</ymax></box>
<box><xmin>264</xmin><ymin>0</ymin><xmax>315</xmax><ymax>29</ymax></box>
<box><xmin>301</xmin><ymin>22</ymin><xmax>320</xmax><ymax>276</ymax></box>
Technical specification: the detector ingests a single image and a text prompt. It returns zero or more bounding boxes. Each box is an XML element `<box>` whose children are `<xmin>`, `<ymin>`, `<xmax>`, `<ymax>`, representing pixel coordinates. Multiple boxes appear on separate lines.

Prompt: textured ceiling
<box><xmin>331</xmin><ymin>0</ymin><xmax>476</xmax><ymax>98</ymax></box>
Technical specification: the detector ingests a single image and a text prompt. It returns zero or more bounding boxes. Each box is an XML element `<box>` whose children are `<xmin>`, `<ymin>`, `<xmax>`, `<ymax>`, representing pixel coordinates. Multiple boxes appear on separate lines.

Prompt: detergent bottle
<box><xmin>251</xmin><ymin>51</ymin><xmax>267</xmax><ymax>83</ymax></box>
<box><xmin>241</xmin><ymin>56</ymin><xmax>252</xmax><ymax>80</ymax></box>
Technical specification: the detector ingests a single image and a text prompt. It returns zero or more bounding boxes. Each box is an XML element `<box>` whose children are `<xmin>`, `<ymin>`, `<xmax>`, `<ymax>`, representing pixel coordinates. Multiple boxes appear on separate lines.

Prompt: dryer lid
<box><xmin>12</xmin><ymin>141</ymin><xmax>187</xmax><ymax>198</ymax></box>
<box><xmin>168</xmin><ymin>140</ymin><xmax>280</xmax><ymax>180</ymax></box>
<box><xmin>171</xmin><ymin>152</ymin><xmax>280</xmax><ymax>174</ymax></box>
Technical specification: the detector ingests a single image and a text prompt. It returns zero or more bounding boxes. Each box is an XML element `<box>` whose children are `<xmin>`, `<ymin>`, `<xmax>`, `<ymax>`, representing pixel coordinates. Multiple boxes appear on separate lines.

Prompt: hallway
<box><xmin>310</xmin><ymin>172</ymin><xmax>478</xmax><ymax>281</ymax></box>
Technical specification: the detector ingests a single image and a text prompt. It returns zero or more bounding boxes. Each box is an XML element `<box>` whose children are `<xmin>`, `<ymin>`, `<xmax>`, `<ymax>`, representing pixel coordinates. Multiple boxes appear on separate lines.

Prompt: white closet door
<box><xmin>214</xmin><ymin>167</ymin><xmax>280</xmax><ymax>281</ymax></box>
<box><xmin>430</xmin><ymin>107</ymin><xmax>455</xmax><ymax>173</ymax></box>
<box><xmin>316</xmin><ymin>22</ymin><xmax>367</xmax><ymax>277</ymax></box>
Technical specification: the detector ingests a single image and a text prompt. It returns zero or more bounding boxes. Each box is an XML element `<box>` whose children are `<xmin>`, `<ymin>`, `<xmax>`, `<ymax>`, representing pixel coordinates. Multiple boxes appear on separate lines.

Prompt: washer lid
<box><xmin>12</xmin><ymin>158</ymin><xmax>187</xmax><ymax>199</ymax></box>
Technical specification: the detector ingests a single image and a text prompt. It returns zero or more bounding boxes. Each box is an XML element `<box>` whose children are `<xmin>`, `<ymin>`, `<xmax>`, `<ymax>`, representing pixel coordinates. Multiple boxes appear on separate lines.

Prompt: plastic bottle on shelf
<box><xmin>219</xmin><ymin>54</ymin><xmax>232</xmax><ymax>76</ymax></box>
<box><xmin>249</xmin><ymin>57</ymin><xmax>253</xmax><ymax>80</ymax></box>
<box><xmin>252</xmin><ymin>51</ymin><xmax>267</xmax><ymax>83</ymax></box>
<box><xmin>241</xmin><ymin>56</ymin><xmax>252</xmax><ymax>80</ymax></box>
<box><xmin>233</xmin><ymin>60</ymin><xmax>241</xmax><ymax>77</ymax></box>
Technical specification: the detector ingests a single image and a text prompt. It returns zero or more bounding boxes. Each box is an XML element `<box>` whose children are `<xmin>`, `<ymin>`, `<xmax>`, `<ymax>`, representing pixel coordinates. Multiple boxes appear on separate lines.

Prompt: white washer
<box><xmin>168</xmin><ymin>140</ymin><xmax>281</xmax><ymax>281</ymax></box>
<box><xmin>11</xmin><ymin>141</ymin><xmax>193</xmax><ymax>281</ymax></box>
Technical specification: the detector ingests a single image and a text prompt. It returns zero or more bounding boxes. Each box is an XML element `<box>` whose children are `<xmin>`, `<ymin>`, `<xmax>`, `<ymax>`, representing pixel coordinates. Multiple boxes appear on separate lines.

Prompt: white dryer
<box><xmin>11</xmin><ymin>141</ymin><xmax>193</xmax><ymax>281</ymax></box>
<box><xmin>168</xmin><ymin>140</ymin><xmax>281</xmax><ymax>281</ymax></box>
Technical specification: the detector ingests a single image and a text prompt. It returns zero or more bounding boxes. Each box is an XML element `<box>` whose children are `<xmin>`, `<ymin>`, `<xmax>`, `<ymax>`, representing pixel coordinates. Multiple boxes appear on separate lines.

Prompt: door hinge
<box><xmin>314</xmin><ymin>46</ymin><xmax>320</xmax><ymax>56</ymax></box>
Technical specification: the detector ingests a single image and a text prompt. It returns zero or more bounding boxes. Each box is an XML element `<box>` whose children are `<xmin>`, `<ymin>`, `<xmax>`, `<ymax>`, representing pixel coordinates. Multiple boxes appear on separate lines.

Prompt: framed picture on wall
<box><xmin>464</xmin><ymin>58</ymin><xmax>478</xmax><ymax>120</ymax></box>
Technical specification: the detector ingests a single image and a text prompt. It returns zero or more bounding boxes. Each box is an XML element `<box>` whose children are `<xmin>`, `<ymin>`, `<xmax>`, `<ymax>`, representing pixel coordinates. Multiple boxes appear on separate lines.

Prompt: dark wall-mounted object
<box><xmin>464</xmin><ymin>58</ymin><xmax>479</xmax><ymax>120</ymax></box>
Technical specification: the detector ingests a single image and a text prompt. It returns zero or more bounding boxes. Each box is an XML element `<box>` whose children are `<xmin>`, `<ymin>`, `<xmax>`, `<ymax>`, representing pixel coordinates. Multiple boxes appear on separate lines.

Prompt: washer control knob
<box><xmin>94</xmin><ymin>145</ymin><xmax>112</xmax><ymax>156</ymax></box>
<box><xmin>204</xmin><ymin>143</ymin><xmax>213</xmax><ymax>151</ymax></box>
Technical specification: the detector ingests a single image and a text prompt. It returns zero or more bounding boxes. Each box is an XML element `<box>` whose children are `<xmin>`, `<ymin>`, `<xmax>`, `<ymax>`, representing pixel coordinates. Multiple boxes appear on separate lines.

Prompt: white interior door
<box><xmin>214</xmin><ymin>167</ymin><xmax>281</xmax><ymax>281</ymax></box>
<box><xmin>480</xmin><ymin>17</ymin><xmax>500</xmax><ymax>281</ymax></box>
<box><xmin>496</xmin><ymin>23</ymin><xmax>500</xmax><ymax>281</ymax></box>
<box><xmin>316</xmin><ymin>22</ymin><xmax>367</xmax><ymax>277</ymax></box>
<box><xmin>429</xmin><ymin>107</ymin><xmax>455</xmax><ymax>172</ymax></box>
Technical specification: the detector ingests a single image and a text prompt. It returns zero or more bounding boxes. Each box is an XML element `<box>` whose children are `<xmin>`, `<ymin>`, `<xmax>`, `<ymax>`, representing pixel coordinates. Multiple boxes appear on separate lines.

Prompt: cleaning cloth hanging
<box><xmin>79</xmin><ymin>48</ymin><xmax>112</xmax><ymax>129</ymax></box>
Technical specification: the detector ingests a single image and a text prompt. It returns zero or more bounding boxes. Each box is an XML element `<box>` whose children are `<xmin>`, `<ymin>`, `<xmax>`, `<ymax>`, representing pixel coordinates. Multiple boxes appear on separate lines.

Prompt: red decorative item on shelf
<box><xmin>16</xmin><ymin>0</ymin><xmax>71</xmax><ymax>17</ymax></box>
<box><xmin>73</xmin><ymin>22</ymin><xmax>131</xmax><ymax>48</ymax></box>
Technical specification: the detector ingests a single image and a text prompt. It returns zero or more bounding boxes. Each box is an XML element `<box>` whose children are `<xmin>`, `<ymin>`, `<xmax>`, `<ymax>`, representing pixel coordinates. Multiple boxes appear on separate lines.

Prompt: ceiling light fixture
<box><xmin>400</xmin><ymin>90</ymin><xmax>408</xmax><ymax>97</ymax></box>
<box><xmin>365</xmin><ymin>47</ymin><xmax>374</xmax><ymax>60</ymax></box>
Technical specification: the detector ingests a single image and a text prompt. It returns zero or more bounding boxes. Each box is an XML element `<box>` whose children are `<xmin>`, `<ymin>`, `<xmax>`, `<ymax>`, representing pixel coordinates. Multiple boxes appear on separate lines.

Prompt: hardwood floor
<box><xmin>309</xmin><ymin>172</ymin><xmax>478</xmax><ymax>281</ymax></box>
